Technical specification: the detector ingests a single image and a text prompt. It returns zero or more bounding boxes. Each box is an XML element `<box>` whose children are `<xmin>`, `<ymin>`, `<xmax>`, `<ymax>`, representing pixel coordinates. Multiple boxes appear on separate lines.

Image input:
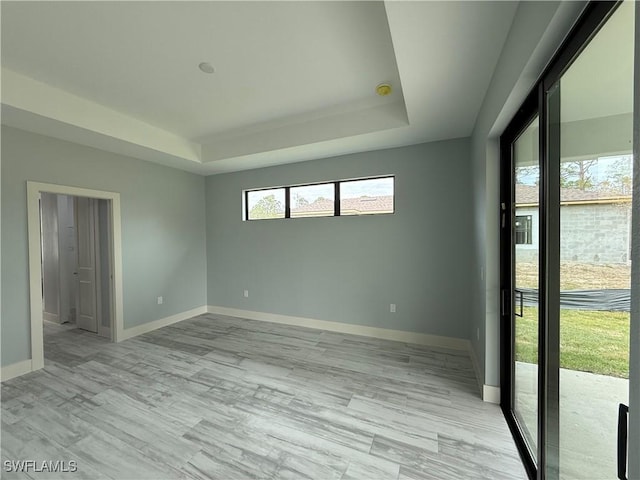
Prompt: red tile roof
<box><xmin>515</xmin><ymin>184</ymin><xmax>631</xmax><ymax>205</ymax></box>
<box><xmin>291</xmin><ymin>195</ymin><xmax>394</xmax><ymax>216</ymax></box>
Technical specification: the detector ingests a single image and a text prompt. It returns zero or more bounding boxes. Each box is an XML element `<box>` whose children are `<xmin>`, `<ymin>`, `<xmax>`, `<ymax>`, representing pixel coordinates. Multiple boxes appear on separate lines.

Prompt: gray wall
<box><xmin>206</xmin><ymin>140</ymin><xmax>473</xmax><ymax>339</ymax></box>
<box><xmin>1</xmin><ymin>126</ymin><xmax>207</xmax><ymax>366</ymax></box>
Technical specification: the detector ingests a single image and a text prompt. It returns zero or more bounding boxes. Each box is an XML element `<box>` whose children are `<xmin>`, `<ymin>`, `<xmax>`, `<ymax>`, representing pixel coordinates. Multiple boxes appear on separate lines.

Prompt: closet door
<box><xmin>76</xmin><ymin>197</ymin><xmax>99</xmax><ymax>333</ymax></box>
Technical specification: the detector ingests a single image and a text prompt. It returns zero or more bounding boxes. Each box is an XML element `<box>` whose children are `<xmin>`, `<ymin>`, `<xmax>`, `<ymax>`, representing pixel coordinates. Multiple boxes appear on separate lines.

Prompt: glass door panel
<box><xmin>513</xmin><ymin>117</ymin><xmax>541</xmax><ymax>460</ymax></box>
<box><xmin>502</xmin><ymin>2</ymin><xmax>635</xmax><ymax>479</ymax></box>
<box><xmin>556</xmin><ymin>2</ymin><xmax>634</xmax><ymax>478</ymax></box>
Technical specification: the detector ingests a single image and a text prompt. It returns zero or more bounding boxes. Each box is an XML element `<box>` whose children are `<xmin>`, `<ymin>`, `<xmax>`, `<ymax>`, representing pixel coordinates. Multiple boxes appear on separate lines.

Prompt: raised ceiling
<box><xmin>1</xmin><ymin>1</ymin><xmax>519</xmax><ymax>175</ymax></box>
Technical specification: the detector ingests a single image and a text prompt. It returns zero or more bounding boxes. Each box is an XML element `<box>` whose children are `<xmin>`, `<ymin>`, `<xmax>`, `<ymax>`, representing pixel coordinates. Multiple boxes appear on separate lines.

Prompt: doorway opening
<box><xmin>40</xmin><ymin>193</ymin><xmax>113</xmax><ymax>342</ymax></box>
<box><xmin>27</xmin><ymin>182</ymin><xmax>124</xmax><ymax>372</ymax></box>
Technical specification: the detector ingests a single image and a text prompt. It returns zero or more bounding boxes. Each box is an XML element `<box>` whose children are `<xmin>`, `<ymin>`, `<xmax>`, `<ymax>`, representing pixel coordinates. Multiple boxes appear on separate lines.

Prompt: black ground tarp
<box><xmin>516</xmin><ymin>288</ymin><xmax>630</xmax><ymax>312</ymax></box>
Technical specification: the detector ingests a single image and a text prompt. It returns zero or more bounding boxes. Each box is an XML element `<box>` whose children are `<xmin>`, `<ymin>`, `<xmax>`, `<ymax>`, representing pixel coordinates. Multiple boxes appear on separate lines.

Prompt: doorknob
<box><xmin>514</xmin><ymin>289</ymin><xmax>524</xmax><ymax>317</ymax></box>
<box><xmin>617</xmin><ymin>403</ymin><xmax>628</xmax><ymax>480</ymax></box>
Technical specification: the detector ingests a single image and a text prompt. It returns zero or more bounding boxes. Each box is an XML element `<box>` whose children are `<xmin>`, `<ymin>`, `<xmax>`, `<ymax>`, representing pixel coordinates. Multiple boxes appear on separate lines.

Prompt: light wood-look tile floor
<box><xmin>1</xmin><ymin>314</ymin><xmax>527</xmax><ymax>479</ymax></box>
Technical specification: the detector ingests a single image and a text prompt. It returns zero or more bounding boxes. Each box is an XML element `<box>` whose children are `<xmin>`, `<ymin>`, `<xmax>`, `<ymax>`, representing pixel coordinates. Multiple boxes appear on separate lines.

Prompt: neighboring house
<box><xmin>291</xmin><ymin>195</ymin><xmax>394</xmax><ymax>217</ymax></box>
<box><xmin>515</xmin><ymin>184</ymin><xmax>632</xmax><ymax>264</ymax></box>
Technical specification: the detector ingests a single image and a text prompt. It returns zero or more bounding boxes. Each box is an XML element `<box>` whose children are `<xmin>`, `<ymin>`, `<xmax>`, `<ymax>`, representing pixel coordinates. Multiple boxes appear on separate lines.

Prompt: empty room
<box><xmin>1</xmin><ymin>1</ymin><xmax>638</xmax><ymax>479</ymax></box>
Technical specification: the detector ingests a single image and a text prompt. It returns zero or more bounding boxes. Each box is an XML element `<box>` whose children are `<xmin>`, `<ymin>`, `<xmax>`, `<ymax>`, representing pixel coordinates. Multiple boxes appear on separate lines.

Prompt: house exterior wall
<box><xmin>516</xmin><ymin>202</ymin><xmax>632</xmax><ymax>264</ymax></box>
<box><xmin>514</xmin><ymin>206</ymin><xmax>540</xmax><ymax>262</ymax></box>
<box><xmin>560</xmin><ymin>202</ymin><xmax>631</xmax><ymax>264</ymax></box>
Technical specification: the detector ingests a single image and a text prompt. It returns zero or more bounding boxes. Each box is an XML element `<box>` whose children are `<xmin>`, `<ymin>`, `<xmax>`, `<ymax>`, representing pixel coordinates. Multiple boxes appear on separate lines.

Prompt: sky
<box><xmin>247</xmin><ymin>177</ymin><xmax>394</xmax><ymax>210</ymax></box>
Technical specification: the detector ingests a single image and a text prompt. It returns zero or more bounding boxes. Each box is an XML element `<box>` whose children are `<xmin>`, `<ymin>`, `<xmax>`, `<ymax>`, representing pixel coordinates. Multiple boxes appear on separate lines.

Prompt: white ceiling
<box><xmin>1</xmin><ymin>1</ymin><xmax>519</xmax><ymax>175</ymax></box>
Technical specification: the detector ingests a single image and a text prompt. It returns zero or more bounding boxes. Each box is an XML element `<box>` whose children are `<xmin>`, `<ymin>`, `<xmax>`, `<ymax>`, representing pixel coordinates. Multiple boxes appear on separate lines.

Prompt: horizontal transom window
<box><xmin>244</xmin><ymin>176</ymin><xmax>394</xmax><ymax>221</ymax></box>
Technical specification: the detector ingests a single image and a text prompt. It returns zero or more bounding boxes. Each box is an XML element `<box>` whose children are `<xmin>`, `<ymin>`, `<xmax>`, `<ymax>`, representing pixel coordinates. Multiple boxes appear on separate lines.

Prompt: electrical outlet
<box><xmin>243</xmin><ymin>290</ymin><xmax>249</xmax><ymax>298</ymax></box>
<box><xmin>477</xmin><ymin>328</ymin><xmax>480</xmax><ymax>341</ymax></box>
<box><xmin>157</xmin><ymin>296</ymin><xmax>163</xmax><ymax>305</ymax></box>
<box><xmin>480</xmin><ymin>267</ymin><xmax>485</xmax><ymax>281</ymax></box>
<box><xmin>390</xmin><ymin>303</ymin><xmax>396</xmax><ymax>313</ymax></box>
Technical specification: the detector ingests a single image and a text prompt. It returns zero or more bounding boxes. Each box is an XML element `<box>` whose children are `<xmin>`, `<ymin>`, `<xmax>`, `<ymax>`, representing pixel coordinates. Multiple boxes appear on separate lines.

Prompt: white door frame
<box><xmin>27</xmin><ymin>181</ymin><xmax>124</xmax><ymax>371</ymax></box>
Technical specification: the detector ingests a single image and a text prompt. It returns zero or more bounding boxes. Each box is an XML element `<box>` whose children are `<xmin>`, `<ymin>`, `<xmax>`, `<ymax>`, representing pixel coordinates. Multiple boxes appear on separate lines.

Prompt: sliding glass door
<box><xmin>501</xmin><ymin>91</ymin><xmax>542</xmax><ymax>479</ymax></box>
<box><xmin>551</xmin><ymin>2</ymin><xmax>634</xmax><ymax>477</ymax></box>
<box><xmin>512</xmin><ymin>115</ymin><xmax>541</xmax><ymax>465</ymax></box>
<box><xmin>501</xmin><ymin>2</ymin><xmax>635</xmax><ymax>478</ymax></box>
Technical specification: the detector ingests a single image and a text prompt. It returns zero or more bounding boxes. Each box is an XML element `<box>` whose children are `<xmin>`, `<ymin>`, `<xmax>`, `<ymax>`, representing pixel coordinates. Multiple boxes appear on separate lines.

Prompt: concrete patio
<box><xmin>515</xmin><ymin>362</ymin><xmax>629</xmax><ymax>479</ymax></box>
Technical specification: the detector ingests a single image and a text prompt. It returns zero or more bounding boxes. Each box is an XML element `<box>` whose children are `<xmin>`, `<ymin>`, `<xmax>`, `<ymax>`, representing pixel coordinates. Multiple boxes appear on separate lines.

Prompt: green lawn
<box><xmin>515</xmin><ymin>306</ymin><xmax>630</xmax><ymax>378</ymax></box>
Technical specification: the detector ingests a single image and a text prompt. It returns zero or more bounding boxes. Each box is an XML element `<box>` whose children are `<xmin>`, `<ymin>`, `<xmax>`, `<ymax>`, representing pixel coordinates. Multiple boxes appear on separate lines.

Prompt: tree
<box><xmin>249</xmin><ymin>194</ymin><xmax>284</xmax><ymax>219</ymax></box>
<box><xmin>560</xmin><ymin>159</ymin><xmax>597</xmax><ymax>190</ymax></box>
<box><xmin>292</xmin><ymin>193</ymin><xmax>309</xmax><ymax>208</ymax></box>
<box><xmin>515</xmin><ymin>165</ymin><xmax>540</xmax><ymax>185</ymax></box>
<box><xmin>601</xmin><ymin>156</ymin><xmax>632</xmax><ymax>194</ymax></box>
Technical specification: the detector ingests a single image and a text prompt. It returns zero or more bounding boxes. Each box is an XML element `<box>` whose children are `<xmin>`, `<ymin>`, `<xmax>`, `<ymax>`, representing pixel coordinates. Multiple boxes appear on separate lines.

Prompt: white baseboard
<box><xmin>119</xmin><ymin>305</ymin><xmax>208</xmax><ymax>341</ymax></box>
<box><xmin>1</xmin><ymin>359</ymin><xmax>34</xmax><ymax>382</ymax></box>
<box><xmin>465</xmin><ymin>342</ymin><xmax>501</xmax><ymax>404</ymax></box>
<box><xmin>482</xmin><ymin>384</ymin><xmax>501</xmax><ymax>404</ymax></box>
<box><xmin>469</xmin><ymin>343</ymin><xmax>484</xmax><ymax>398</ymax></box>
<box><xmin>43</xmin><ymin>311</ymin><xmax>59</xmax><ymax>323</ymax></box>
<box><xmin>207</xmin><ymin>305</ymin><xmax>470</xmax><ymax>351</ymax></box>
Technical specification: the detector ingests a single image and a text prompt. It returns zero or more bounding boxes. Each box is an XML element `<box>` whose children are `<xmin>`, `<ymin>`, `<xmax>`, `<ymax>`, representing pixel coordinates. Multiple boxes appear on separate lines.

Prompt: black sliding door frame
<box><xmin>499</xmin><ymin>2</ymin><xmax>621</xmax><ymax>479</ymax></box>
<box><xmin>500</xmin><ymin>89</ymin><xmax>540</xmax><ymax>480</ymax></box>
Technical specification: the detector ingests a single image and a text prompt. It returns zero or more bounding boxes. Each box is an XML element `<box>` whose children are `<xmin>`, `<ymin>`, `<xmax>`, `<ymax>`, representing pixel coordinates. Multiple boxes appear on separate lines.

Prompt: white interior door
<box><xmin>40</xmin><ymin>192</ymin><xmax>61</xmax><ymax>323</ymax></box>
<box><xmin>75</xmin><ymin>197</ymin><xmax>99</xmax><ymax>333</ymax></box>
<box><xmin>57</xmin><ymin>194</ymin><xmax>78</xmax><ymax>324</ymax></box>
